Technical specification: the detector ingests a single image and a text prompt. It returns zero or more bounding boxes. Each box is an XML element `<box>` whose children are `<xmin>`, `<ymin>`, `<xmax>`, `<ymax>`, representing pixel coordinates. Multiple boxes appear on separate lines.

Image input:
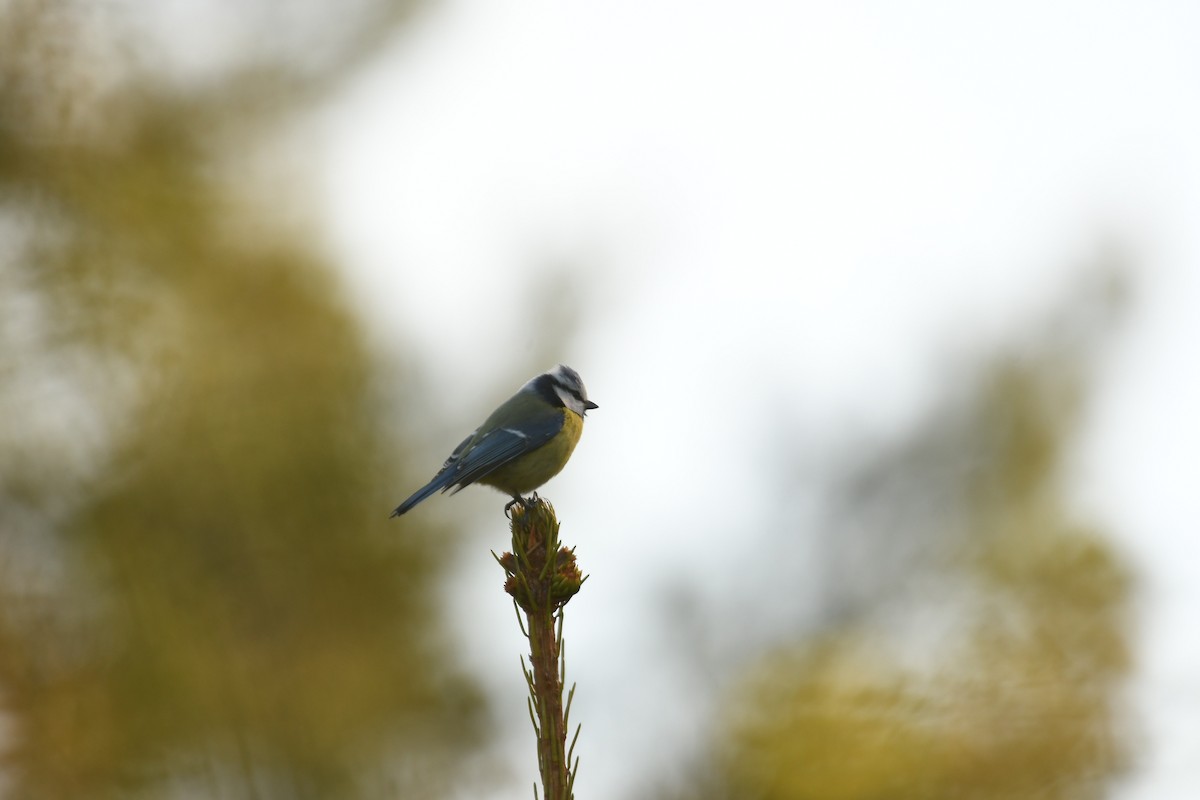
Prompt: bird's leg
<box><xmin>504</xmin><ymin>495</ymin><xmax>526</xmax><ymax>516</ymax></box>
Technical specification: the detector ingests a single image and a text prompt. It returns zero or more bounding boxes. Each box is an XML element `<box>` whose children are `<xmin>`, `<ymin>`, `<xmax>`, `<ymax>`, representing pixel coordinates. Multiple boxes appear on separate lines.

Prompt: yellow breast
<box><xmin>480</xmin><ymin>409</ymin><xmax>585</xmax><ymax>496</ymax></box>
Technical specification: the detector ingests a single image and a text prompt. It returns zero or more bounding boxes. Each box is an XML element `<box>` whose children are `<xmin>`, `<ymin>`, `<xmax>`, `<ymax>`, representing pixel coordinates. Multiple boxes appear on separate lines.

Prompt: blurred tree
<box><xmin>673</xmin><ymin>282</ymin><xmax>1133</xmax><ymax>800</ymax></box>
<box><xmin>1</xmin><ymin>2</ymin><xmax>486</xmax><ymax>797</ymax></box>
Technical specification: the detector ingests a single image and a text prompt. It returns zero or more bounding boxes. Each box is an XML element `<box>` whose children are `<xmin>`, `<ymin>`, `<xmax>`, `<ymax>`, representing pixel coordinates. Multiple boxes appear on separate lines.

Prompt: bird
<box><xmin>390</xmin><ymin>364</ymin><xmax>598</xmax><ymax>517</ymax></box>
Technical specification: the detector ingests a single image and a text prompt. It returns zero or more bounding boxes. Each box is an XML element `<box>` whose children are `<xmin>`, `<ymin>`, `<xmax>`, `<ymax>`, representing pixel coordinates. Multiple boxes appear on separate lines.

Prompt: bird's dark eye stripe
<box><xmin>534</xmin><ymin>374</ymin><xmax>564</xmax><ymax>406</ymax></box>
<box><xmin>550</xmin><ymin>376</ymin><xmax>583</xmax><ymax>399</ymax></box>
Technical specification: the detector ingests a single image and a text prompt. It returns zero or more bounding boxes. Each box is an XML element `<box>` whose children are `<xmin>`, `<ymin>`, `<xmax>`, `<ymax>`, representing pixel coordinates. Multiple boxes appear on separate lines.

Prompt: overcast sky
<box><xmin>316</xmin><ymin>2</ymin><xmax>1200</xmax><ymax>797</ymax></box>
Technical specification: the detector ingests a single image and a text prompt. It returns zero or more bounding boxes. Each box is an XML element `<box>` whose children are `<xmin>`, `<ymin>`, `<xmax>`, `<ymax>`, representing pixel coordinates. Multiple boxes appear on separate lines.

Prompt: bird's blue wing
<box><xmin>446</xmin><ymin>413</ymin><xmax>564</xmax><ymax>492</ymax></box>
<box><xmin>390</xmin><ymin>413</ymin><xmax>564</xmax><ymax>516</ymax></box>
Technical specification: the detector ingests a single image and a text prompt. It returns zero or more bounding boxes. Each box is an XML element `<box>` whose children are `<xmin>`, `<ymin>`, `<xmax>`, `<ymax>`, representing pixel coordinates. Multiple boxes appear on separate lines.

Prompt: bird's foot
<box><xmin>504</xmin><ymin>493</ymin><xmax>540</xmax><ymax>517</ymax></box>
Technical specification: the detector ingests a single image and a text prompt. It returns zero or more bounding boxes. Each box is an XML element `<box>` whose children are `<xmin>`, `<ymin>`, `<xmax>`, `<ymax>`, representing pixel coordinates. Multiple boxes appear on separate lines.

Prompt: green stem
<box><xmin>499</xmin><ymin>498</ymin><xmax>584</xmax><ymax>800</ymax></box>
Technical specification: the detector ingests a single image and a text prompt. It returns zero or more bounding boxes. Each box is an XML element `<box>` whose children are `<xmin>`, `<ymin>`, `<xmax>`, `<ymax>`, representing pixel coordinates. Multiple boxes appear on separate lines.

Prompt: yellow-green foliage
<box><xmin>0</xmin><ymin>3</ymin><xmax>480</xmax><ymax>797</ymax></box>
<box><xmin>713</xmin><ymin>357</ymin><xmax>1131</xmax><ymax>800</ymax></box>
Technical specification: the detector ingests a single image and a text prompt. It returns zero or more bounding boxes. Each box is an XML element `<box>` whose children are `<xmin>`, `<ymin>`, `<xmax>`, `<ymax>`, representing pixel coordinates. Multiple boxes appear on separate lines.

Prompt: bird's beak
<box><xmin>584</xmin><ymin>400</ymin><xmax>599</xmax><ymax>413</ymax></box>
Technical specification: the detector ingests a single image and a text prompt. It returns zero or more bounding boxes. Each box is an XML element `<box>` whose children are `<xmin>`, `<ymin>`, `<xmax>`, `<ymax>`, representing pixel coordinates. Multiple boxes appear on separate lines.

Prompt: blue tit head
<box><xmin>525</xmin><ymin>364</ymin><xmax>599</xmax><ymax>418</ymax></box>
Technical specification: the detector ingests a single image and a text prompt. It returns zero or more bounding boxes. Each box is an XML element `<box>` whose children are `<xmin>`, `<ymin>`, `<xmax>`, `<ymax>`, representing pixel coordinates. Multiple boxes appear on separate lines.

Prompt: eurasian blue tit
<box><xmin>391</xmin><ymin>365</ymin><xmax>598</xmax><ymax>516</ymax></box>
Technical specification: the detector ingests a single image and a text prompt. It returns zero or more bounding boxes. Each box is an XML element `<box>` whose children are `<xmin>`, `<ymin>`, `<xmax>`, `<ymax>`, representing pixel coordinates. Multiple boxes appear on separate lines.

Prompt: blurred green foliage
<box><xmin>689</xmin><ymin>314</ymin><xmax>1132</xmax><ymax>799</ymax></box>
<box><xmin>1</xmin><ymin>2</ymin><xmax>485</xmax><ymax>797</ymax></box>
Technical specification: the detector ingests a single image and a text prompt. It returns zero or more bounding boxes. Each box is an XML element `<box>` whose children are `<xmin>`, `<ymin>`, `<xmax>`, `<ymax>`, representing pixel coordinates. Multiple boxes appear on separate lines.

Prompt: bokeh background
<box><xmin>3</xmin><ymin>1</ymin><xmax>1198</xmax><ymax>798</ymax></box>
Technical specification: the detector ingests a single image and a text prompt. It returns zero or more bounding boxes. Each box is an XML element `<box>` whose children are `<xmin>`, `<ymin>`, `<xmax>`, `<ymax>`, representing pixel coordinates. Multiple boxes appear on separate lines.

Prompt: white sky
<box><xmin>318</xmin><ymin>2</ymin><xmax>1200</xmax><ymax>798</ymax></box>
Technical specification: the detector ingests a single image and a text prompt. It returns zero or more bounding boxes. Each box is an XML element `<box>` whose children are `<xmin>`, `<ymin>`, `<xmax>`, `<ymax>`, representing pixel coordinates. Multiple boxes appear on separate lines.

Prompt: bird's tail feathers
<box><xmin>390</xmin><ymin>472</ymin><xmax>455</xmax><ymax>517</ymax></box>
